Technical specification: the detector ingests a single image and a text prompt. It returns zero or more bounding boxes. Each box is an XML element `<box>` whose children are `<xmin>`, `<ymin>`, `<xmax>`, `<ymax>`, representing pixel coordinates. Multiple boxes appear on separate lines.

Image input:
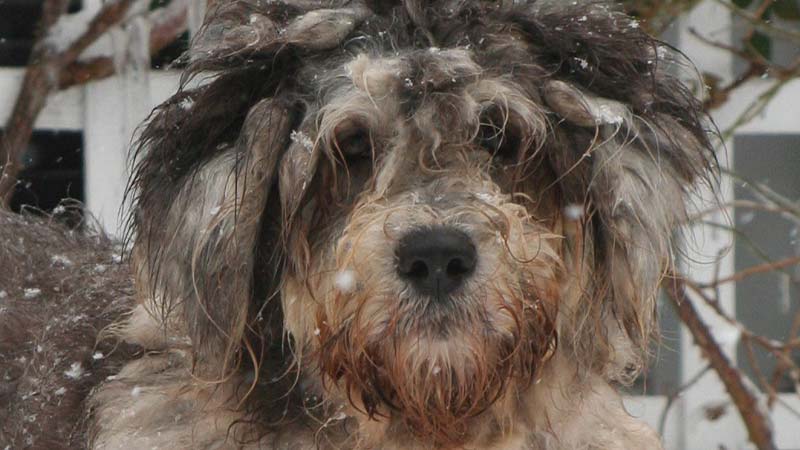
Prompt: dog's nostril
<box><xmin>395</xmin><ymin>226</ymin><xmax>477</xmax><ymax>298</ymax></box>
<box><xmin>446</xmin><ymin>257</ymin><xmax>473</xmax><ymax>278</ymax></box>
<box><xmin>407</xmin><ymin>260</ymin><xmax>430</xmax><ymax>279</ymax></box>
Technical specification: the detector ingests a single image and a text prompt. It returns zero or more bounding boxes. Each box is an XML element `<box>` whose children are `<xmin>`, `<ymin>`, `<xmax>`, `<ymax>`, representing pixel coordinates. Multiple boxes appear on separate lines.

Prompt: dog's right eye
<box><xmin>477</xmin><ymin>121</ymin><xmax>520</xmax><ymax>161</ymax></box>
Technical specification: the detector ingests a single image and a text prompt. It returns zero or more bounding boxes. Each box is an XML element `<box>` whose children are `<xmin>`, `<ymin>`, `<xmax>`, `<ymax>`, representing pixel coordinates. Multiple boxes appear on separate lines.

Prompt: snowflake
<box><xmin>64</xmin><ymin>362</ymin><xmax>84</xmax><ymax>379</ymax></box>
<box><xmin>23</xmin><ymin>288</ymin><xmax>42</xmax><ymax>300</ymax></box>
<box><xmin>563</xmin><ymin>204</ymin><xmax>584</xmax><ymax>221</ymax></box>
<box><xmin>335</xmin><ymin>270</ymin><xmax>357</xmax><ymax>293</ymax></box>
<box><xmin>51</xmin><ymin>255</ymin><xmax>74</xmax><ymax>267</ymax></box>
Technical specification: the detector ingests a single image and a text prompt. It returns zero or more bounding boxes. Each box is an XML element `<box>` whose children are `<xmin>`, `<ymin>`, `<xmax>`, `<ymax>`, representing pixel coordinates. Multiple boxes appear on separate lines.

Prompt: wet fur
<box><xmin>1</xmin><ymin>0</ymin><xmax>716</xmax><ymax>449</ymax></box>
<box><xmin>0</xmin><ymin>209</ymin><xmax>135</xmax><ymax>448</ymax></box>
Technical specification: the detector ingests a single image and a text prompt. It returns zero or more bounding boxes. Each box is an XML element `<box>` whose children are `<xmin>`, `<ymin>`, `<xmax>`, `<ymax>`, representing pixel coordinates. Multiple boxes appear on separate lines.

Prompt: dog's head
<box><xmin>127</xmin><ymin>0</ymin><xmax>715</xmax><ymax>445</ymax></box>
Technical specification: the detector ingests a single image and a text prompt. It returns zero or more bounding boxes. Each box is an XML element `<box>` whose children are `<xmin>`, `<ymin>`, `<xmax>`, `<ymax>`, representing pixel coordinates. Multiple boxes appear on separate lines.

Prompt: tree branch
<box><xmin>0</xmin><ymin>0</ymin><xmax>72</xmax><ymax>208</ymax></box>
<box><xmin>59</xmin><ymin>1</ymin><xmax>188</xmax><ymax>89</ymax></box>
<box><xmin>0</xmin><ymin>0</ymin><xmax>188</xmax><ymax>208</ymax></box>
<box><xmin>665</xmin><ymin>275</ymin><xmax>777</xmax><ymax>450</ymax></box>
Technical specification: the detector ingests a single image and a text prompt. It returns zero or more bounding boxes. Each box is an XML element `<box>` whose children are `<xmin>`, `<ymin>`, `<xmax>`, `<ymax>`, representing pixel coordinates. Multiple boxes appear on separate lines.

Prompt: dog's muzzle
<box><xmin>395</xmin><ymin>226</ymin><xmax>477</xmax><ymax>299</ymax></box>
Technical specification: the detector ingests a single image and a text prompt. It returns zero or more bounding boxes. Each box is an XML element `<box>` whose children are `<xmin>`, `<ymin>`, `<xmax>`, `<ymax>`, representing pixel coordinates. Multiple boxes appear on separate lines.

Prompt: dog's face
<box><xmin>128</xmin><ymin>0</ymin><xmax>715</xmax><ymax>446</ymax></box>
<box><xmin>281</xmin><ymin>51</ymin><xmax>561</xmax><ymax>439</ymax></box>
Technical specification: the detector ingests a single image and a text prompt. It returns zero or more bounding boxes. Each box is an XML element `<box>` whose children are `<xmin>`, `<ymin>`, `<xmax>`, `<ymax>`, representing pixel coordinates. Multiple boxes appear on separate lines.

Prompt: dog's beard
<box><xmin>316</xmin><ymin>280</ymin><xmax>557</xmax><ymax>446</ymax></box>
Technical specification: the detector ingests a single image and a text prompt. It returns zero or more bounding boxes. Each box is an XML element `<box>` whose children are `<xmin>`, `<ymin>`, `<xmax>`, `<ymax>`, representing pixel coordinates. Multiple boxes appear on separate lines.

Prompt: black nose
<box><xmin>395</xmin><ymin>227</ymin><xmax>477</xmax><ymax>298</ymax></box>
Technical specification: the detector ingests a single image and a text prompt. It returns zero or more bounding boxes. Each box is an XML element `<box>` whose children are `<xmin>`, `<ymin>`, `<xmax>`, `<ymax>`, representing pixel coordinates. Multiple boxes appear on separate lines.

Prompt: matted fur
<box><xmin>0</xmin><ymin>208</ymin><xmax>134</xmax><ymax>448</ymax></box>
<box><xmin>3</xmin><ymin>0</ymin><xmax>717</xmax><ymax>449</ymax></box>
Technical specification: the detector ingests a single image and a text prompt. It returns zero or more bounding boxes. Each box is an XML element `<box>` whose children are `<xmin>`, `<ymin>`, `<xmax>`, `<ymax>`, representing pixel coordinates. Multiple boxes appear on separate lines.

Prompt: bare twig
<box><xmin>658</xmin><ymin>364</ymin><xmax>711</xmax><ymax>436</ymax></box>
<box><xmin>698</xmin><ymin>256</ymin><xmax>800</xmax><ymax>288</ymax></box>
<box><xmin>665</xmin><ymin>275</ymin><xmax>777</xmax><ymax>450</ymax></box>
<box><xmin>768</xmin><ymin>309</ymin><xmax>800</xmax><ymax>407</ymax></box>
<box><xmin>710</xmin><ymin>0</ymin><xmax>800</xmax><ymax>44</ymax></box>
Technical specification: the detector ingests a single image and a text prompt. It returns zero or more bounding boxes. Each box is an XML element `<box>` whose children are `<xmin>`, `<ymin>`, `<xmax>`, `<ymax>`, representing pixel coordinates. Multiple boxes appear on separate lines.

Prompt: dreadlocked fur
<box><xmin>1</xmin><ymin>0</ymin><xmax>717</xmax><ymax>449</ymax></box>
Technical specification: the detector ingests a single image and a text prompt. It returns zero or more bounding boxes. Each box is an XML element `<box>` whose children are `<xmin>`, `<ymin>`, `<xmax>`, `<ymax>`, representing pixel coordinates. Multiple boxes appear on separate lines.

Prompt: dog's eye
<box><xmin>334</xmin><ymin>129</ymin><xmax>373</xmax><ymax>162</ymax></box>
<box><xmin>478</xmin><ymin>121</ymin><xmax>520</xmax><ymax>161</ymax></box>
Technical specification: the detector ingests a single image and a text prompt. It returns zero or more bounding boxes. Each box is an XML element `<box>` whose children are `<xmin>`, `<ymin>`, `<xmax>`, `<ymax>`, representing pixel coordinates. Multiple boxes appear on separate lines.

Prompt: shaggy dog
<box><xmin>1</xmin><ymin>0</ymin><xmax>716</xmax><ymax>448</ymax></box>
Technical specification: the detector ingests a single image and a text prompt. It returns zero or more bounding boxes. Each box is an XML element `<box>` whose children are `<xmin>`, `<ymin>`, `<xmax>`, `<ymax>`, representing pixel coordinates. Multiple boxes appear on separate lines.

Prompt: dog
<box><xmin>1</xmin><ymin>0</ymin><xmax>716</xmax><ymax>448</ymax></box>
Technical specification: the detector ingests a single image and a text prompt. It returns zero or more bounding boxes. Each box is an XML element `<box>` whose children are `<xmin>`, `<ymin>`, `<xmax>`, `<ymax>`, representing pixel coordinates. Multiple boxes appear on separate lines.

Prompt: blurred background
<box><xmin>0</xmin><ymin>1</ymin><xmax>798</xmax><ymax>449</ymax></box>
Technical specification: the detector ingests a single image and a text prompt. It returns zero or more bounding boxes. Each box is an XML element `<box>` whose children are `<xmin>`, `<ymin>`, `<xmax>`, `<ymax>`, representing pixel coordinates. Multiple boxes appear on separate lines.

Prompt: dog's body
<box><xmin>1</xmin><ymin>1</ymin><xmax>716</xmax><ymax>448</ymax></box>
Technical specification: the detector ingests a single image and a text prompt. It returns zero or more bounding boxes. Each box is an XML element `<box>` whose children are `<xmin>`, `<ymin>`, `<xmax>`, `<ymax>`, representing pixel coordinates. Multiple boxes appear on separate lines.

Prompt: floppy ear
<box><xmin>543</xmin><ymin>78</ymin><xmax>713</xmax><ymax>380</ymax></box>
<box><xmin>131</xmin><ymin>99</ymin><xmax>292</xmax><ymax>374</ymax></box>
<box><xmin>277</xmin><ymin>120</ymin><xmax>324</xmax><ymax>275</ymax></box>
<box><xmin>125</xmin><ymin>0</ymin><xmax>375</xmax><ymax>374</ymax></box>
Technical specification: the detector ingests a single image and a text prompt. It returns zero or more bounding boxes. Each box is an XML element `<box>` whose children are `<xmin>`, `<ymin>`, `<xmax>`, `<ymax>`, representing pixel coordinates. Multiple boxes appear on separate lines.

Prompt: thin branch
<box><xmin>711</xmin><ymin>0</ymin><xmax>800</xmax><ymax>44</ymax></box>
<box><xmin>687</xmin><ymin>199</ymin><xmax>795</xmax><ymax>223</ymax></box>
<box><xmin>720</xmin><ymin>77</ymin><xmax>793</xmax><ymax>141</ymax></box>
<box><xmin>698</xmin><ymin>256</ymin><xmax>800</xmax><ymax>288</ymax></box>
<box><xmin>768</xmin><ymin>309</ymin><xmax>800</xmax><ymax>407</ymax></box>
<box><xmin>658</xmin><ymin>364</ymin><xmax>711</xmax><ymax>436</ymax></box>
<box><xmin>722</xmin><ymin>168</ymin><xmax>800</xmax><ymax>221</ymax></box>
<box><xmin>665</xmin><ymin>276</ymin><xmax>777</xmax><ymax>450</ymax></box>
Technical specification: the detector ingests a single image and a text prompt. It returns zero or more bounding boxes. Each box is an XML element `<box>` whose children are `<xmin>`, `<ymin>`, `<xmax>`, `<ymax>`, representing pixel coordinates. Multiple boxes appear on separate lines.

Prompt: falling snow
<box><xmin>23</xmin><ymin>288</ymin><xmax>42</xmax><ymax>300</ymax></box>
<box><xmin>64</xmin><ymin>362</ymin><xmax>84</xmax><ymax>379</ymax></box>
<box><xmin>335</xmin><ymin>270</ymin><xmax>357</xmax><ymax>293</ymax></box>
<box><xmin>563</xmin><ymin>204</ymin><xmax>584</xmax><ymax>221</ymax></box>
<box><xmin>51</xmin><ymin>255</ymin><xmax>74</xmax><ymax>267</ymax></box>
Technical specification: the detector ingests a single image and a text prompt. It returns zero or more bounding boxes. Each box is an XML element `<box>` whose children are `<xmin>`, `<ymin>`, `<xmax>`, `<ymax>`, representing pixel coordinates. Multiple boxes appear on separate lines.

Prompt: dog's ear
<box><xmin>543</xmin><ymin>77</ymin><xmax>714</xmax><ymax>380</ymax></box>
<box><xmin>130</xmin><ymin>99</ymin><xmax>293</xmax><ymax>373</ymax></box>
<box><xmin>126</xmin><ymin>1</ymin><xmax>375</xmax><ymax>374</ymax></box>
<box><xmin>390</xmin><ymin>2</ymin><xmax>711</xmax><ymax>374</ymax></box>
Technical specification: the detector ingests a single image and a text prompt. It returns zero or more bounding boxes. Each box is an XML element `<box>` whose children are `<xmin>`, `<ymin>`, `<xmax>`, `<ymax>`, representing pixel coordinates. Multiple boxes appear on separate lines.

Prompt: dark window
<box><xmin>0</xmin><ymin>0</ymin><xmax>82</xmax><ymax>67</ymax></box>
<box><xmin>8</xmin><ymin>130</ymin><xmax>84</xmax><ymax>226</ymax></box>
<box><xmin>734</xmin><ymin>134</ymin><xmax>800</xmax><ymax>393</ymax></box>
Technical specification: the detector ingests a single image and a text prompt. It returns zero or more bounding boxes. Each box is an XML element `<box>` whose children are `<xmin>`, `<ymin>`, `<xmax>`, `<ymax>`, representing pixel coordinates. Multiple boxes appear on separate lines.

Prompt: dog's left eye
<box><xmin>335</xmin><ymin>129</ymin><xmax>373</xmax><ymax>162</ymax></box>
